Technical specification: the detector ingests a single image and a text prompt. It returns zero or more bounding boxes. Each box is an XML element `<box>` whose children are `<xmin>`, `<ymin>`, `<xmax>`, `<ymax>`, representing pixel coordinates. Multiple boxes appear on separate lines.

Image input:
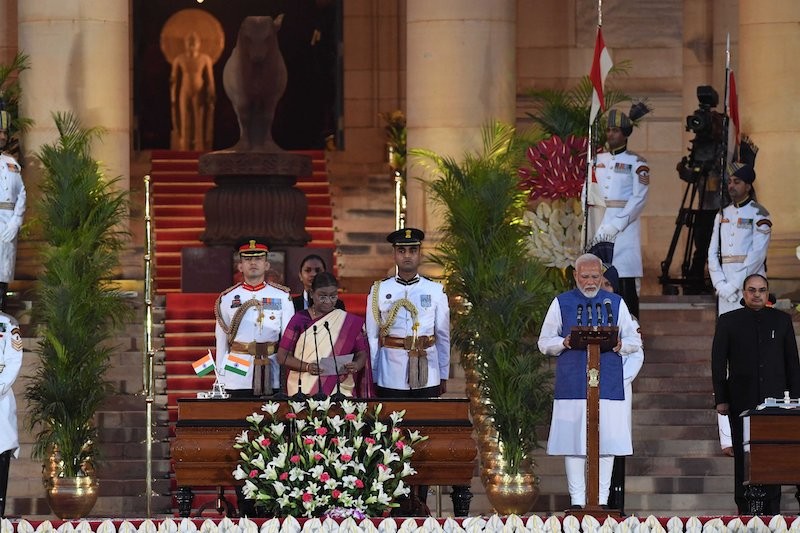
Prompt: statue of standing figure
<box><xmin>170</xmin><ymin>31</ymin><xmax>216</xmax><ymax>151</ymax></box>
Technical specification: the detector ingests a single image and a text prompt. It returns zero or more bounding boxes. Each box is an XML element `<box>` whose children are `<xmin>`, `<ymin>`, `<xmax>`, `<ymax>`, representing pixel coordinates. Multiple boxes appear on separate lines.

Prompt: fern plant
<box><xmin>414</xmin><ymin>122</ymin><xmax>562</xmax><ymax>475</ymax></box>
<box><xmin>24</xmin><ymin>112</ymin><xmax>129</xmax><ymax>477</ymax></box>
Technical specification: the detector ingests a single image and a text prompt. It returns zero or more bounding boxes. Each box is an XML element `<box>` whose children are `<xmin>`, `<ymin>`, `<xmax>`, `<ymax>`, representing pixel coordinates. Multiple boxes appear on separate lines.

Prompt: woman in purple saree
<box><xmin>277</xmin><ymin>272</ymin><xmax>374</xmax><ymax>397</ymax></box>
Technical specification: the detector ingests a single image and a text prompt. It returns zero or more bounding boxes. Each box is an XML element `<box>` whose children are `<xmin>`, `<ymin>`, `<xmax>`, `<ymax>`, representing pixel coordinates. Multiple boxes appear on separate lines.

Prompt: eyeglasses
<box><xmin>745</xmin><ymin>287</ymin><xmax>768</xmax><ymax>294</ymax></box>
<box><xmin>315</xmin><ymin>294</ymin><xmax>339</xmax><ymax>303</ymax></box>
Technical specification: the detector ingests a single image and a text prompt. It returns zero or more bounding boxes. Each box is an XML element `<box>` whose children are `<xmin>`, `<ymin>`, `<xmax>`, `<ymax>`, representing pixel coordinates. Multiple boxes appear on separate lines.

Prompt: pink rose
<box><xmin>279</xmin><ymin>472</ymin><xmax>288</xmax><ymax>480</ymax></box>
<box><xmin>286</xmin><ymin>412</ymin><xmax>297</xmax><ymax>419</ymax></box>
<box><xmin>395</xmin><ymin>440</ymin><xmax>405</xmax><ymax>449</ymax></box>
<box><xmin>354</xmin><ymin>479</ymin><xmax>364</xmax><ymax>489</ymax></box>
<box><xmin>316</xmin><ymin>427</ymin><xmax>328</xmax><ymax>436</ymax></box>
<box><xmin>314</xmin><ymin>453</ymin><xmax>323</xmax><ymax>461</ymax></box>
<box><xmin>320</xmin><ymin>472</ymin><xmax>330</xmax><ymax>482</ymax></box>
<box><xmin>331</xmin><ymin>437</ymin><xmax>339</xmax><ymax>445</ymax></box>
<box><xmin>302</xmin><ymin>493</ymin><xmax>313</xmax><ymax>502</ymax></box>
<box><xmin>304</xmin><ymin>437</ymin><xmax>314</xmax><ymax>445</ymax></box>
<box><xmin>260</xmin><ymin>437</ymin><xmax>271</xmax><ymax>447</ymax></box>
<box><xmin>345</xmin><ymin>413</ymin><xmax>356</xmax><ymax>421</ymax></box>
<box><xmin>332</xmin><ymin>489</ymin><xmax>341</xmax><ymax>499</ymax></box>
<box><xmin>290</xmin><ymin>455</ymin><xmax>301</xmax><ymax>464</ymax></box>
<box><xmin>365</xmin><ymin>437</ymin><xmax>376</xmax><ymax>445</ymax></box>
<box><xmin>249</xmin><ymin>469</ymin><xmax>259</xmax><ymax>478</ymax></box>
<box><xmin>341</xmin><ymin>454</ymin><xmax>352</xmax><ymax>462</ymax></box>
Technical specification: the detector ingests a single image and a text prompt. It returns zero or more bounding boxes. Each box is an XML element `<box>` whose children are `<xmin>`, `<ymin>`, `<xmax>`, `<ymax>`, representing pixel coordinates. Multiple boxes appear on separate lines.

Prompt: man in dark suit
<box><xmin>292</xmin><ymin>254</ymin><xmax>344</xmax><ymax>312</ymax></box>
<box><xmin>712</xmin><ymin>273</ymin><xmax>800</xmax><ymax>515</ymax></box>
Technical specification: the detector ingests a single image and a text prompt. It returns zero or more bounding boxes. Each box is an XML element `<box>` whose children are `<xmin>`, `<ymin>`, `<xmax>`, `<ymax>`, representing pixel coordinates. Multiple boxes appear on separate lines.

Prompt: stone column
<box><xmin>405</xmin><ymin>1</ymin><xmax>516</xmax><ymax>246</ymax></box>
<box><xmin>738</xmin><ymin>1</ymin><xmax>800</xmax><ymax>281</ymax></box>
<box><xmin>18</xmin><ymin>0</ymin><xmax>130</xmax><ymax>191</ymax></box>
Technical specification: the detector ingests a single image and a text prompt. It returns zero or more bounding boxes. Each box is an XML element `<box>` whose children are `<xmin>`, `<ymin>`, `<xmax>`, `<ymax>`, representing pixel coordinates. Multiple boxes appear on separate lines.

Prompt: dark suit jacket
<box><xmin>712</xmin><ymin>306</ymin><xmax>800</xmax><ymax>416</ymax></box>
<box><xmin>292</xmin><ymin>293</ymin><xmax>346</xmax><ymax>313</ymax></box>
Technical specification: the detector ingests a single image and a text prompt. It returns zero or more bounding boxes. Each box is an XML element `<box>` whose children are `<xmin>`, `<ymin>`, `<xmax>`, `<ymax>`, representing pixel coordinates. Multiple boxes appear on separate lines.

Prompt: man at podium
<box><xmin>538</xmin><ymin>253</ymin><xmax>643</xmax><ymax>510</ymax></box>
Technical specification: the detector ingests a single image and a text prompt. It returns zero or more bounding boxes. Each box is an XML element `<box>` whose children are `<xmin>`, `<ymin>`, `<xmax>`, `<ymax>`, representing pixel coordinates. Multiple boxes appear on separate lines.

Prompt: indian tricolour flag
<box><xmin>224</xmin><ymin>354</ymin><xmax>251</xmax><ymax>376</ymax></box>
<box><xmin>192</xmin><ymin>351</ymin><xmax>215</xmax><ymax>377</ymax></box>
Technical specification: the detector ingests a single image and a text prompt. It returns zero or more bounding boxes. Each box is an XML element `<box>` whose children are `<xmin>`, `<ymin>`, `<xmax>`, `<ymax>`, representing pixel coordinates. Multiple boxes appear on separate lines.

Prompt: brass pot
<box><xmin>44</xmin><ymin>475</ymin><xmax>99</xmax><ymax>519</ymax></box>
<box><xmin>482</xmin><ymin>470</ymin><xmax>539</xmax><ymax>516</ymax></box>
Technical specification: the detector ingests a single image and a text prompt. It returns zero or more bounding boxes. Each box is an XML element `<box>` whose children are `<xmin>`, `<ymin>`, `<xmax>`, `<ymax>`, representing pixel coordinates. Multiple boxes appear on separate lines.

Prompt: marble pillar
<box><xmin>738</xmin><ymin>1</ymin><xmax>800</xmax><ymax>279</ymax></box>
<box><xmin>18</xmin><ymin>0</ymin><xmax>130</xmax><ymax>192</ymax></box>
<box><xmin>405</xmin><ymin>1</ymin><xmax>516</xmax><ymax>249</ymax></box>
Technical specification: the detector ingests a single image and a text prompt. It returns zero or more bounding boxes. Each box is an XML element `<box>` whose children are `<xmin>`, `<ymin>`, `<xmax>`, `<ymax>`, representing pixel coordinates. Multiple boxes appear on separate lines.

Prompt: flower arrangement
<box><xmin>233</xmin><ymin>398</ymin><xmax>428</xmax><ymax>518</ymax></box>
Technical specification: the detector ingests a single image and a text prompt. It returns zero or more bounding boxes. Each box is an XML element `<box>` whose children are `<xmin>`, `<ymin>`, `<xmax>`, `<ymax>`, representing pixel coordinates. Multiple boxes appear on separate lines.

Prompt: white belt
<box><xmin>605</xmin><ymin>200</ymin><xmax>627</xmax><ymax>208</ymax></box>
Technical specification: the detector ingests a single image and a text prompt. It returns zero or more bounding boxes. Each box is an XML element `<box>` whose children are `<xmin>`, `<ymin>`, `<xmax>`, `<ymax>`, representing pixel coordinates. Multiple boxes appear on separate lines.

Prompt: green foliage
<box><xmin>414</xmin><ymin>122</ymin><xmax>562</xmax><ymax>474</ymax></box>
<box><xmin>0</xmin><ymin>52</ymin><xmax>33</xmax><ymax>147</ymax></box>
<box><xmin>525</xmin><ymin>62</ymin><xmax>632</xmax><ymax>141</ymax></box>
<box><xmin>24</xmin><ymin>112</ymin><xmax>129</xmax><ymax>477</ymax></box>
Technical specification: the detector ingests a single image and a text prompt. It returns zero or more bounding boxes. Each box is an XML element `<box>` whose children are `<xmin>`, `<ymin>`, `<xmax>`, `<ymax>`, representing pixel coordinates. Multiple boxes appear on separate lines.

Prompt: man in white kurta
<box><xmin>538</xmin><ymin>254</ymin><xmax>642</xmax><ymax>509</ymax></box>
<box><xmin>0</xmin><ymin>111</ymin><xmax>26</xmax><ymax>311</ymax></box>
<box><xmin>591</xmin><ymin>109</ymin><xmax>649</xmax><ymax>317</ymax></box>
<box><xmin>214</xmin><ymin>241</ymin><xmax>294</xmax><ymax>396</ymax></box>
<box><xmin>0</xmin><ymin>311</ymin><xmax>23</xmax><ymax>516</ymax></box>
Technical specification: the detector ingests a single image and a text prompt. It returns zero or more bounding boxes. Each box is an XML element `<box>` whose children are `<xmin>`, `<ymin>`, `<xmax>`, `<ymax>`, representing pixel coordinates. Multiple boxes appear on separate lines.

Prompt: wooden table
<box><xmin>172</xmin><ymin>397</ymin><xmax>478</xmax><ymax>517</ymax></box>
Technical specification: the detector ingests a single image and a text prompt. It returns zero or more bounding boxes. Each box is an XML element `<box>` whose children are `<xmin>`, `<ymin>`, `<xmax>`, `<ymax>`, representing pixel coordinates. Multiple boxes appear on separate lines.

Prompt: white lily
<box><xmin>261</xmin><ymin>402</ymin><xmax>280</xmax><ymax>416</ymax></box>
<box><xmin>245</xmin><ymin>412</ymin><xmax>264</xmax><ymax>425</ymax></box>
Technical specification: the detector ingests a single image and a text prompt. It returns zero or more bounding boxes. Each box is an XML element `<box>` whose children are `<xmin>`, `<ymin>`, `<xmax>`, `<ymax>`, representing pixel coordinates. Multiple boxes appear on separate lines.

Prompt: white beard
<box><xmin>579</xmin><ymin>287</ymin><xmax>599</xmax><ymax>299</ymax></box>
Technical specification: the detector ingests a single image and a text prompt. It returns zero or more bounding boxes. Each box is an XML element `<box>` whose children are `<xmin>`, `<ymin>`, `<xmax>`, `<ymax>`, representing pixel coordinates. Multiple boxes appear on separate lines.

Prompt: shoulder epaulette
<box><xmin>219</xmin><ymin>282</ymin><xmax>243</xmax><ymax>297</ymax></box>
<box><xmin>268</xmin><ymin>281</ymin><xmax>290</xmax><ymax>293</ymax></box>
<box><xmin>752</xmin><ymin>201</ymin><xmax>770</xmax><ymax>218</ymax></box>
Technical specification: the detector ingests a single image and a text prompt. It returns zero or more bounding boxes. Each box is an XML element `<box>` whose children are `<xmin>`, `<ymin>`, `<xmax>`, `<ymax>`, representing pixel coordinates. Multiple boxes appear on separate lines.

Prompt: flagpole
<box><xmin>584</xmin><ymin>0</ymin><xmax>603</xmax><ymax>250</ymax></box>
<box><xmin>716</xmin><ymin>33</ymin><xmax>732</xmax><ymax>271</ymax></box>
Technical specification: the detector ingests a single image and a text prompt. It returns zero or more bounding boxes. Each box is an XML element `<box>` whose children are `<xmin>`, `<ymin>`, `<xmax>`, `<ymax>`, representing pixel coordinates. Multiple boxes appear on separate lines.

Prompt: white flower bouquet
<box><xmin>232</xmin><ymin>398</ymin><xmax>428</xmax><ymax>518</ymax></box>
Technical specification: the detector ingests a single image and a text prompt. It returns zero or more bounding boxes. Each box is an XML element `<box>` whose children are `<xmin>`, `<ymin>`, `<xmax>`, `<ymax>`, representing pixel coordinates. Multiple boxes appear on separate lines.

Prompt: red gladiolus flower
<box><xmin>519</xmin><ymin>134</ymin><xmax>588</xmax><ymax>201</ymax></box>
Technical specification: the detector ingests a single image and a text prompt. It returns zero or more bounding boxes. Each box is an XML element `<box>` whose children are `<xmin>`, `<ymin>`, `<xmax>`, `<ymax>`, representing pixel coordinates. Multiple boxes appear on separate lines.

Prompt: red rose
<box><xmin>290</xmin><ymin>455</ymin><xmax>301</xmax><ymax>464</ymax></box>
<box><xmin>355</xmin><ymin>479</ymin><xmax>364</xmax><ymax>489</ymax></box>
<box><xmin>341</xmin><ymin>454</ymin><xmax>352</xmax><ymax>462</ymax></box>
<box><xmin>345</xmin><ymin>413</ymin><xmax>356</xmax><ymax>421</ymax></box>
<box><xmin>316</xmin><ymin>427</ymin><xmax>328</xmax><ymax>436</ymax></box>
<box><xmin>249</xmin><ymin>469</ymin><xmax>259</xmax><ymax>478</ymax></box>
<box><xmin>332</xmin><ymin>489</ymin><xmax>341</xmax><ymax>499</ymax></box>
<box><xmin>260</xmin><ymin>437</ymin><xmax>270</xmax><ymax>446</ymax></box>
<box><xmin>320</xmin><ymin>472</ymin><xmax>330</xmax><ymax>482</ymax></box>
<box><xmin>286</xmin><ymin>412</ymin><xmax>297</xmax><ymax>419</ymax></box>
<box><xmin>304</xmin><ymin>437</ymin><xmax>314</xmax><ymax>445</ymax></box>
<box><xmin>279</xmin><ymin>472</ymin><xmax>288</xmax><ymax>480</ymax></box>
<box><xmin>302</xmin><ymin>493</ymin><xmax>313</xmax><ymax>502</ymax></box>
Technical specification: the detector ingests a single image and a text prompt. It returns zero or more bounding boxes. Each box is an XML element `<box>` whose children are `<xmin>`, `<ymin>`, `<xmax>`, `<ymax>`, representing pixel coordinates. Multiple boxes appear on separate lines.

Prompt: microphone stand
<box><xmin>290</xmin><ymin>324</ymin><xmax>309</xmax><ymax>402</ymax></box>
<box><xmin>311</xmin><ymin>325</ymin><xmax>327</xmax><ymax>400</ymax></box>
<box><xmin>273</xmin><ymin>324</ymin><xmax>304</xmax><ymax>401</ymax></box>
<box><xmin>324</xmin><ymin>321</ymin><xmax>346</xmax><ymax>403</ymax></box>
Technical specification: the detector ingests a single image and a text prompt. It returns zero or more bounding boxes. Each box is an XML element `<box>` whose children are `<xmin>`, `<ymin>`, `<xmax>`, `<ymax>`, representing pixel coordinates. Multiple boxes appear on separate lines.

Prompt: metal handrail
<box><xmin>142</xmin><ymin>174</ymin><xmax>155</xmax><ymax>517</ymax></box>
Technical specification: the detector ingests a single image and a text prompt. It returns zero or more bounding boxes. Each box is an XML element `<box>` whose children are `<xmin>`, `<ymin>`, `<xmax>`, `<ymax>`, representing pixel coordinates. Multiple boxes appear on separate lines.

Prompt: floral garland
<box><xmin>233</xmin><ymin>398</ymin><xmax>428</xmax><ymax>519</ymax></box>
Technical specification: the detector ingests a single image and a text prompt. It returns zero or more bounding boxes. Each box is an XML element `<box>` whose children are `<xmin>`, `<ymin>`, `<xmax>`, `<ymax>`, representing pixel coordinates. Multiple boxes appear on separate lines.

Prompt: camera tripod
<box><xmin>659</xmin><ymin>174</ymin><xmax>719</xmax><ymax>295</ymax></box>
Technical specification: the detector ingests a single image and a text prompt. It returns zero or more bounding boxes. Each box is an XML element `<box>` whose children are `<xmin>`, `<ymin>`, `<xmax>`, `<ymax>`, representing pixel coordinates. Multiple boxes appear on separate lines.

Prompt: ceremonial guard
<box><xmin>0</xmin><ymin>110</ymin><xmax>25</xmax><ymax>311</ymax></box>
<box><xmin>0</xmin><ymin>311</ymin><xmax>23</xmax><ymax>516</ymax></box>
<box><xmin>366</xmin><ymin>228</ymin><xmax>450</xmax><ymax>397</ymax></box>
<box><xmin>708</xmin><ymin>158</ymin><xmax>771</xmax><ymax>316</ymax></box>
<box><xmin>590</xmin><ymin>103</ymin><xmax>651</xmax><ymax>316</ymax></box>
<box><xmin>214</xmin><ymin>241</ymin><xmax>294</xmax><ymax>396</ymax></box>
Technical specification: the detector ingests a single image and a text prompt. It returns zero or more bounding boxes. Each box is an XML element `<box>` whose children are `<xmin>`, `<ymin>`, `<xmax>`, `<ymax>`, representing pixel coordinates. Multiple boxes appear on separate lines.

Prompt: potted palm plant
<box><xmin>24</xmin><ymin>112</ymin><xmax>129</xmax><ymax>519</ymax></box>
<box><xmin>414</xmin><ymin>122</ymin><xmax>563</xmax><ymax>514</ymax></box>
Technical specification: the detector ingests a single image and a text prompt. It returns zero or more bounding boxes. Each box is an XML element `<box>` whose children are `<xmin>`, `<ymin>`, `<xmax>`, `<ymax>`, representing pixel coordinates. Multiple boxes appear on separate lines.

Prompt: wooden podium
<box><xmin>742</xmin><ymin>407</ymin><xmax>800</xmax><ymax>515</ymax></box>
<box><xmin>172</xmin><ymin>397</ymin><xmax>477</xmax><ymax>517</ymax></box>
<box><xmin>567</xmin><ymin>325</ymin><xmax>621</xmax><ymax>517</ymax></box>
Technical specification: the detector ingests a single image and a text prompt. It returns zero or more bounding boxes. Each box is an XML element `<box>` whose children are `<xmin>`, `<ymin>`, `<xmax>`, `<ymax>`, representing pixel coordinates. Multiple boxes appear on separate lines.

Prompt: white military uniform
<box><xmin>366</xmin><ymin>275</ymin><xmax>450</xmax><ymax>390</ymax></box>
<box><xmin>708</xmin><ymin>197</ymin><xmax>771</xmax><ymax>316</ymax></box>
<box><xmin>591</xmin><ymin>147</ymin><xmax>649</xmax><ymax>278</ymax></box>
<box><xmin>0</xmin><ymin>153</ymin><xmax>25</xmax><ymax>283</ymax></box>
<box><xmin>0</xmin><ymin>312</ymin><xmax>23</xmax><ymax>458</ymax></box>
<box><xmin>214</xmin><ymin>281</ymin><xmax>294</xmax><ymax>391</ymax></box>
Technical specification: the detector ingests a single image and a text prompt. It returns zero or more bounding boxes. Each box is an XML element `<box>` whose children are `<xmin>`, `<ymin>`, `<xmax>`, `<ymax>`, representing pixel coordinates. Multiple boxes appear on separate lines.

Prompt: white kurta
<box><xmin>707</xmin><ymin>198</ymin><xmax>771</xmax><ymax>316</ymax></box>
<box><xmin>591</xmin><ymin>148</ymin><xmax>649</xmax><ymax>278</ymax></box>
<box><xmin>365</xmin><ymin>275</ymin><xmax>450</xmax><ymax>389</ymax></box>
<box><xmin>538</xmin><ymin>297</ymin><xmax>643</xmax><ymax>456</ymax></box>
<box><xmin>0</xmin><ymin>153</ymin><xmax>25</xmax><ymax>283</ymax></box>
<box><xmin>0</xmin><ymin>312</ymin><xmax>23</xmax><ymax>457</ymax></box>
<box><xmin>214</xmin><ymin>281</ymin><xmax>294</xmax><ymax>390</ymax></box>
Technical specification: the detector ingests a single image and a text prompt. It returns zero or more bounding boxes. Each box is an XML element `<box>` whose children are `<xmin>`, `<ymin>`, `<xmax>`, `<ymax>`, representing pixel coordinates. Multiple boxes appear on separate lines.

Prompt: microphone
<box><xmin>290</xmin><ymin>324</ymin><xmax>308</xmax><ymax>401</ymax></box>
<box><xmin>311</xmin><ymin>325</ymin><xmax>326</xmax><ymax>400</ymax></box>
<box><xmin>576</xmin><ymin>304</ymin><xmax>583</xmax><ymax>326</ymax></box>
<box><xmin>595</xmin><ymin>303</ymin><xmax>602</xmax><ymax>327</ymax></box>
<box><xmin>586</xmin><ymin>303</ymin><xmax>593</xmax><ymax>326</ymax></box>
<box><xmin>324</xmin><ymin>321</ymin><xmax>346</xmax><ymax>402</ymax></box>
<box><xmin>603</xmin><ymin>298</ymin><xmax>614</xmax><ymax>326</ymax></box>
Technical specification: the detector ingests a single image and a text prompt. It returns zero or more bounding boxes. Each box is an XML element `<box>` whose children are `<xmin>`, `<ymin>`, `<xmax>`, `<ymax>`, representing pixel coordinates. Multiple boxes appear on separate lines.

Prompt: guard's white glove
<box><xmin>0</xmin><ymin>220</ymin><xmax>19</xmax><ymax>243</ymax></box>
<box><xmin>596</xmin><ymin>224</ymin><xmax>619</xmax><ymax>239</ymax></box>
<box><xmin>727</xmin><ymin>290</ymin><xmax>741</xmax><ymax>304</ymax></box>
<box><xmin>716</xmin><ymin>282</ymin><xmax>737</xmax><ymax>301</ymax></box>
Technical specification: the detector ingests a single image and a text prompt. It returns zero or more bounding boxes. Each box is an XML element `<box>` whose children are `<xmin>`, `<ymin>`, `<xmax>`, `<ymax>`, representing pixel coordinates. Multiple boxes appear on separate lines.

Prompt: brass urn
<box><xmin>43</xmin><ymin>448</ymin><xmax>99</xmax><ymax>519</ymax></box>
